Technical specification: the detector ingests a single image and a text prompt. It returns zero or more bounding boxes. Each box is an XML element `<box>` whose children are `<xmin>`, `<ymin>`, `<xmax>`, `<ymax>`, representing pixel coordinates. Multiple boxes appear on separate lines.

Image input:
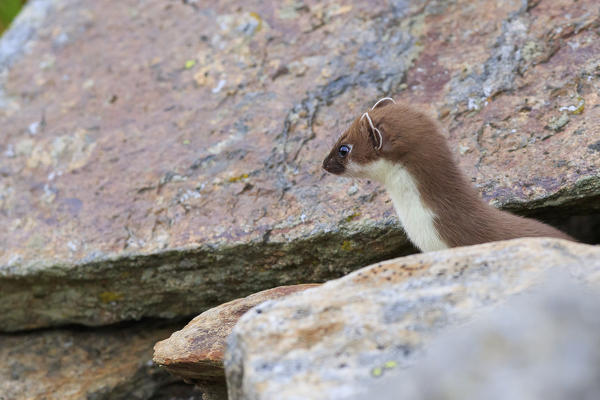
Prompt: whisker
<box><xmin>371</xmin><ymin>97</ymin><xmax>396</xmax><ymax>110</ymax></box>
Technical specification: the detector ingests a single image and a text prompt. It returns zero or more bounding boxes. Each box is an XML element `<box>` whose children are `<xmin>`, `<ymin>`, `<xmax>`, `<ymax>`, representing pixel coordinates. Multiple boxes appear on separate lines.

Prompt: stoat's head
<box><xmin>322</xmin><ymin>98</ymin><xmax>446</xmax><ymax>182</ymax></box>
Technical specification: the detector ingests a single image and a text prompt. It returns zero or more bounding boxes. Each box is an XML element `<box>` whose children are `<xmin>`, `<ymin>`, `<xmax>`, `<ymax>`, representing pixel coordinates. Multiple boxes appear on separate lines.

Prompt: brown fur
<box><xmin>322</xmin><ymin>101</ymin><xmax>574</xmax><ymax>248</ymax></box>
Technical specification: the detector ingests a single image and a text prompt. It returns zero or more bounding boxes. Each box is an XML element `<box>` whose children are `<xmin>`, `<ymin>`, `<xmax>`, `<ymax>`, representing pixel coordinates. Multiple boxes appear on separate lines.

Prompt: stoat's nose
<box><xmin>322</xmin><ymin>155</ymin><xmax>345</xmax><ymax>175</ymax></box>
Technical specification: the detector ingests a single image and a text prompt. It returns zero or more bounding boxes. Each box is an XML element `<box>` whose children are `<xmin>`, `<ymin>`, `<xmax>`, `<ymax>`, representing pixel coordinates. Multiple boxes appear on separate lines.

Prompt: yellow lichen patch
<box><xmin>345</xmin><ymin>212</ymin><xmax>361</xmax><ymax>223</ymax></box>
<box><xmin>184</xmin><ymin>60</ymin><xmax>196</xmax><ymax>69</ymax></box>
<box><xmin>560</xmin><ymin>96</ymin><xmax>585</xmax><ymax>115</ymax></box>
<box><xmin>341</xmin><ymin>240</ymin><xmax>354</xmax><ymax>251</ymax></box>
<box><xmin>371</xmin><ymin>360</ymin><xmax>398</xmax><ymax>377</ymax></box>
<box><xmin>571</xmin><ymin>97</ymin><xmax>585</xmax><ymax>115</ymax></box>
<box><xmin>99</xmin><ymin>291</ymin><xmax>124</xmax><ymax>303</ymax></box>
<box><xmin>228</xmin><ymin>173</ymin><xmax>249</xmax><ymax>183</ymax></box>
<box><xmin>248</xmin><ymin>12</ymin><xmax>262</xmax><ymax>32</ymax></box>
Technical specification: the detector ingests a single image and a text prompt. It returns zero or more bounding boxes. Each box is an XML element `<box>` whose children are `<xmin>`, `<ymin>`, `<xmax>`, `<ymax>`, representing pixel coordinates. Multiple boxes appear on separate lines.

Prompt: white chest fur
<box><xmin>354</xmin><ymin>159</ymin><xmax>448</xmax><ymax>252</ymax></box>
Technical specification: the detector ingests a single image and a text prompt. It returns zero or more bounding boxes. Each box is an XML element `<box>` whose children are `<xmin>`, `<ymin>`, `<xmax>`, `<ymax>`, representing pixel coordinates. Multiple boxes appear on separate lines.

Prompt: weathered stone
<box><xmin>1</xmin><ymin>0</ymin><xmax>599</xmax><ymax>330</ymax></box>
<box><xmin>401</xmin><ymin>0</ymin><xmax>600</xmax><ymax>216</ymax></box>
<box><xmin>153</xmin><ymin>284</ymin><xmax>319</xmax><ymax>386</ymax></box>
<box><xmin>365</xmin><ymin>276</ymin><xmax>600</xmax><ymax>400</ymax></box>
<box><xmin>224</xmin><ymin>238</ymin><xmax>600</xmax><ymax>400</ymax></box>
<box><xmin>0</xmin><ymin>322</ymin><xmax>202</xmax><ymax>400</ymax></box>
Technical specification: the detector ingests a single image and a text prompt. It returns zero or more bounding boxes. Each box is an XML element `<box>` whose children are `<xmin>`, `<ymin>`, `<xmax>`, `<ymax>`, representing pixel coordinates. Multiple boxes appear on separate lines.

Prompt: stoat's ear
<box><xmin>371</xmin><ymin>97</ymin><xmax>396</xmax><ymax>110</ymax></box>
<box><xmin>361</xmin><ymin>112</ymin><xmax>383</xmax><ymax>151</ymax></box>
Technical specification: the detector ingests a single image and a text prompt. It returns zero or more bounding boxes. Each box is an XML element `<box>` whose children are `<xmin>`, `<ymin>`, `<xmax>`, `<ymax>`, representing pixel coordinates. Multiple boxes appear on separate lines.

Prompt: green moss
<box><xmin>0</xmin><ymin>225</ymin><xmax>416</xmax><ymax>331</ymax></box>
<box><xmin>0</xmin><ymin>0</ymin><xmax>24</xmax><ymax>35</ymax></box>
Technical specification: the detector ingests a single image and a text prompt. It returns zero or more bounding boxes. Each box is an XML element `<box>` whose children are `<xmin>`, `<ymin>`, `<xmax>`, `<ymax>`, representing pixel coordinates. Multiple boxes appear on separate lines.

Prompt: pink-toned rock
<box><xmin>0</xmin><ymin>322</ymin><xmax>202</xmax><ymax>400</ymax></box>
<box><xmin>153</xmin><ymin>284</ymin><xmax>319</xmax><ymax>385</ymax></box>
<box><xmin>395</xmin><ymin>0</ymin><xmax>600</xmax><ymax>214</ymax></box>
<box><xmin>1</xmin><ymin>0</ymin><xmax>598</xmax><ymax>331</ymax></box>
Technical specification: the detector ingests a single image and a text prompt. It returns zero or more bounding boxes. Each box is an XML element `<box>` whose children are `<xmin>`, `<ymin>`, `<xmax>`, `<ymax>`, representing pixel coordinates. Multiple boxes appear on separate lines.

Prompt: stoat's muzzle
<box><xmin>322</xmin><ymin>154</ymin><xmax>346</xmax><ymax>175</ymax></box>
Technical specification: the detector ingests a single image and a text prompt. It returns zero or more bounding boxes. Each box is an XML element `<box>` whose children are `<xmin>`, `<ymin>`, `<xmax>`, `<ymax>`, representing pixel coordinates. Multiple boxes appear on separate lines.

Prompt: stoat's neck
<box><xmin>364</xmin><ymin>159</ymin><xmax>449</xmax><ymax>252</ymax></box>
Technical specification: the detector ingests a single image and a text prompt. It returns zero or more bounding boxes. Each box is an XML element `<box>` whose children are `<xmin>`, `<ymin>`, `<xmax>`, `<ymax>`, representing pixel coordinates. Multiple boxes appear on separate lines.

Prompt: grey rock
<box><xmin>224</xmin><ymin>238</ymin><xmax>600</xmax><ymax>400</ymax></box>
<box><xmin>367</xmin><ymin>275</ymin><xmax>600</xmax><ymax>400</ymax></box>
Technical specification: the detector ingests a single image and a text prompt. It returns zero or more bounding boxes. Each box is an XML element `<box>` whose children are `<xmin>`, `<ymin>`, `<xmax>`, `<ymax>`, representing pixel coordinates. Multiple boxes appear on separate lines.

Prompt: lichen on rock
<box><xmin>1</xmin><ymin>0</ymin><xmax>599</xmax><ymax>397</ymax></box>
<box><xmin>224</xmin><ymin>239</ymin><xmax>600</xmax><ymax>400</ymax></box>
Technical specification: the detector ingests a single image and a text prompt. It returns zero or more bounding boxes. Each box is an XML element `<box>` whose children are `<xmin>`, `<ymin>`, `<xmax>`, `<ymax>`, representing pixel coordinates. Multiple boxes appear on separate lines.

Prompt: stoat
<box><xmin>322</xmin><ymin>98</ymin><xmax>574</xmax><ymax>252</ymax></box>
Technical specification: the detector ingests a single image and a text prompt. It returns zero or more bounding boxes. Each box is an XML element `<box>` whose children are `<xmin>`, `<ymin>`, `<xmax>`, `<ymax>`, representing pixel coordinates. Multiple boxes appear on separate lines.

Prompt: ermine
<box><xmin>322</xmin><ymin>98</ymin><xmax>574</xmax><ymax>252</ymax></box>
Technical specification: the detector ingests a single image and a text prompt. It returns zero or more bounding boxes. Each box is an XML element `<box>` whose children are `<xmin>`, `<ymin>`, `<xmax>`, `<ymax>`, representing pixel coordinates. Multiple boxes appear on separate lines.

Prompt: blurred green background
<box><xmin>0</xmin><ymin>0</ymin><xmax>26</xmax><ymax>35</ymax></box>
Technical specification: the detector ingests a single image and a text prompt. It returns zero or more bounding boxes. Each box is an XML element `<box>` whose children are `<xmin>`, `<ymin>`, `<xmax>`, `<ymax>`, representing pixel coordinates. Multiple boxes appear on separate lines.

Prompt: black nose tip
<box><xmin>322</xmin><ymin>157</ymin><xmax>344</xmax><ymax>175</ymax></box>
<box><xmin>322</xmin><ymin>157</ymin><xmax>335</xmax><ymax>173</ymax></box>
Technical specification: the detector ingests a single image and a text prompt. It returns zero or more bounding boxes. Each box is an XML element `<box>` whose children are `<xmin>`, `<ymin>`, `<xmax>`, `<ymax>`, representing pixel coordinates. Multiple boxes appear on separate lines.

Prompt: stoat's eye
<box><xmin>338</xmin><ymin>144</ymin><xmax>351</xmax><ymax>157</ymax></box>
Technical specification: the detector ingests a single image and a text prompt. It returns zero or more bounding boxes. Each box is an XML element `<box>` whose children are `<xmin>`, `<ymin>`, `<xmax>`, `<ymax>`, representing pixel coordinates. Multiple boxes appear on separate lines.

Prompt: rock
<box><xmin>153</xmin><ymin>284</ymin><xmax>319</xmax><ymax>393</ymax></box>
<box><xmin>401</xmin><ymin>0</ymin><xmax>600</xmax><ymax>217</ymax></box>
<box><xmin>365</xmin><ymin>275</ymin><xmax>600</xmax><ymax>400</ymax></box>
<box><xmin>224</xmin><ymin>238</ymin><xmax>600</xmax><ymax>400</ymax></box>
<box><xmin>1</xmin><ymin>0</ymin><xmax>599</xmax><ymax>331</ymax></box>
<box><xmin>0</xmin><ymin>322</ymin><xmax>202</xmax><ymax>400</ymax></box>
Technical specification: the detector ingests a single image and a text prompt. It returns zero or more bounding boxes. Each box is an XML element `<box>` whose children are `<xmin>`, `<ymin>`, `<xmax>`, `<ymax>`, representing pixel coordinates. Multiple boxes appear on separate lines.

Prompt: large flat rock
<box><xmin>1</xmin><ymin>0</ymin><xmax>599</xmax><ymax>330</ymax></box>
<box><xmin>0</xmin><ymin>322</ymin><xmax>202</xmax><ymax>400</ymax></box>
<box><xmin>224</xmin><ymin>238</ymin><xmax>600</xmax><ymax>400</ymax></box>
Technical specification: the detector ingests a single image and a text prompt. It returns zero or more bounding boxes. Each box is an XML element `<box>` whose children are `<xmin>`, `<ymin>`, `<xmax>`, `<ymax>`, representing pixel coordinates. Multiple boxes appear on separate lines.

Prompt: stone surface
<box><xmin>224</xmin><ymin>238</ymin><xmax>600</xmax><ymax>400</ymax></box>
<box><xmin>0</xmin><ymin>321</ymin><xmax>203</xmax><ymax>400</ymax></box>
<box><xmin>153</xmin><ymin>284</ymin><xmax>319</xmax><ymax>385</ymax></box>
<box><xmin>1</xmin><ymin>0</ymin><xmax>599</xmax><ymax>330</ymax></box>
<box><xmin>400</xmin><ymin>0</ymin><xmax>600</xmax><ymax>217</ymax></box>
<box><xmin>365</xmin><ymin>276</ymin><xmax>600</xmax><ymax>400</ymax></box>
